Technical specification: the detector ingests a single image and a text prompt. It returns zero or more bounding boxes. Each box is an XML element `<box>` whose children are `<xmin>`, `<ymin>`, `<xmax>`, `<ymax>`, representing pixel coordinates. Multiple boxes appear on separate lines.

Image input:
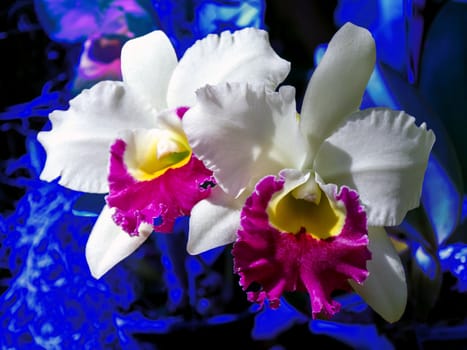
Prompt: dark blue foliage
<box><xmin>152</xmin><ymin>0</ymin><xmax>264</xmax><ymax>54</ymax></box>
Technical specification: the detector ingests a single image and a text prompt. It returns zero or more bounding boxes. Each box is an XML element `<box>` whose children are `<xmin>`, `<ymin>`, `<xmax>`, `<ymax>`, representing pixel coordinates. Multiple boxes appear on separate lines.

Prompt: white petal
<box><xmin>121</xmin><ymin>30</ymin><xmax>178</xmax><ymax>111</ymax></box>
<box><xmin>187</xmin><ymin>187</ymin><xmax>242</xmax><ymax>255</ymax></box>
<box><xmin>183</xmin><ymin>83</ymin><xmax>307</xmax><ymax>197</ymax></box>
<box><xmin>154</xmin><ymin>107</ymin><xmax>185</xmax><ymax>134</ymax></box>
<box><xmin>300</xmin><ymin>23</ymin><xmax>376</xmax><ymax>160</ymax></box>
<box><xmin>85</xmin><ymin>205</ymin><xmax>153</xmax><ymax>279</ymax></box>
<box><xmin>38</xmin><ymin>81</ymin><xmax>157</xmax><ymax>193</ymax></box>
<box><xmin>167</xmin><ymin>28</ymin><xmax>290</xmax><ymax>108</ymax></box>
<box><xmin>314</xmin><ymin>108</ymin><xmax>435</xmax><ymax>226</ymax></box>
<box><xmin>349</xmin><ymin>226</ymin><xmax>407</xmax><ymax>323</ymax></box>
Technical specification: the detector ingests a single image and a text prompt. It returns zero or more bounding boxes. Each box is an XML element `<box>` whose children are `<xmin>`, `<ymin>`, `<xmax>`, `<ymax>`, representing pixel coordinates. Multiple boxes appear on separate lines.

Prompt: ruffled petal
<box><xmin>167</xmin><ymin>28</ymin><xmax>290</xmax><ymax>108</ymax></box>
<box><xmin>314</xmin><ymin>108</ymin><xmax>435</xmax><ymax>226</ymax></box>
<box><xmin>349</xmin><ymin>226</ymin><xmax>407</xmax><ymax>323</ymax></box>
<box><xmin>85</xmin><ymin>205</ymin><xmax>153</xmax><ymax>279</ymax></box>
<box><xmin>107</xmin><ymin>127</ymin><xmax>212</xmax><ymax>234</ymax></box>
<box><xmin>300</xmin><ymin>22</ymin><xmax>376</xmax><ymax>161</ymax></box>
<box><xmin>183</xmin><ymin>83</ymin><xmax>307</xmax><ymax>198</ymax></box>
<box><xmin>38</xmin><ymin>81</ymin><xmax>157</xmax><ymax>193</ymax></box>
<box><xmin>187</xmin><ymin>186</ymin><xmax>242</xmax><ymax>255</ymax></box>
<box><xmin>121</xmin><ymin>30</ymin><xmax>178</xmax><ymax>111</ymax></box>
<box><xmin>233</xmin><ymin>171</ymin><xmax>370</xmax><ymax>319</ymax></box>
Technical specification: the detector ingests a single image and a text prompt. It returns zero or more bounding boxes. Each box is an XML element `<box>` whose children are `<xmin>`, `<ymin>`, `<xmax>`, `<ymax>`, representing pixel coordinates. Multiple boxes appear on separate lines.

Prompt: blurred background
<box><xmin>1</xmin><ymin>0</ymin><xmax>466</xmax><ymax>348</ymax></box>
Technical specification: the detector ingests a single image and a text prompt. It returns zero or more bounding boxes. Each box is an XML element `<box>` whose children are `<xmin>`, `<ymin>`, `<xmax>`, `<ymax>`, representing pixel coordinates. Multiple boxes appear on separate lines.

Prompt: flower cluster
<box><xmin>38</xmin><ymin>23</ymin><xmax>435</xmax><ymax>322</ymax></box>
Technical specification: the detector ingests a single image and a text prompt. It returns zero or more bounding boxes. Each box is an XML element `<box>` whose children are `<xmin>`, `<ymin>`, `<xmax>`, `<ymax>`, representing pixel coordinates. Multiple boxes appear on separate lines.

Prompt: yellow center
<box><xmin>125</xmin><ymin>129</ymin><xmax>191</xmax><ymax>181</ymax></box>
<box><xmin>267</xmin><ymin>178</ymin><xmax>346</xmax><ymax>240</ymax></box>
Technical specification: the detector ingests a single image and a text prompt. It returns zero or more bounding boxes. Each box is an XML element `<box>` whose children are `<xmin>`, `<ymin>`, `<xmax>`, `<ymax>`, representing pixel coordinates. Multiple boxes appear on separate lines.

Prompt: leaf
<box><xmin>408</xmin><ymin>244</ymin><xmax>442</xmax><ymax>321</ymax></box>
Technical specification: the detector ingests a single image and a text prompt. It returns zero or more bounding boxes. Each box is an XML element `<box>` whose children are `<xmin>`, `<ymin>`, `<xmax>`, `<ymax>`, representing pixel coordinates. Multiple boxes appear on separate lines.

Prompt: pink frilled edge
<box><xmin>106</xmin><ymin>107</ymin><xmax>214</xmax><ymax>235</ymax></box>
<box><xmin>232</xmin><ymin>174</ymin><xmax>371</xmax><ymax>319</ymax></box>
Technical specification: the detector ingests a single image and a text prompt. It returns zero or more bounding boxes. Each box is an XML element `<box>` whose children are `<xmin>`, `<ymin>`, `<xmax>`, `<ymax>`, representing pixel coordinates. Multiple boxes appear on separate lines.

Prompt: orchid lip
<box><xmin>267</xmin><ymin>175</ymin><xmax>346</xmax><ymax>239</ymax></box>
<box><xmin>233</xmin><ymin>173</ymin><xmax>370</xmax><ymax>319</ymax></box>
<box><xmin>123</xmin><ymin>128</ymin><xmax>192</xmax><ymax>182</ymax></box>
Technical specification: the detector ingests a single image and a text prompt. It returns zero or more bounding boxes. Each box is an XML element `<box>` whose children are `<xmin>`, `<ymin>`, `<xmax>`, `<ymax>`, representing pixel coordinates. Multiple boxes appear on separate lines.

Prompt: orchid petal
<box><xmin>85</xmin><ymin>205</ymin><xmax>153</xmax><ymax>279</ymax></box>
<box><xmin>167</xmin><ymin>28</ymin><xmax>290</xmax><ymax>108</ymax></box>
<box><xmin>187</xmin><ymin>187</ymin><xmax>242</xmax><ymax>255</ymax></box>
<box><xmin>121</xmin><ymin>30</ymin><xmax>178</xmax><ymax>111</ymax></box>
<box><xmin>300</xmin><ymin>22</ymin><xmax>376</xmax><ymax>161</ymax></box>
<box><xmin>38</xmin><ymin>81</ymin><xmax>157</xmax><ymax>193</ymax></box>
<box><xmin>183</xmin><ymin>83</ymin><xmax>306</xmax><ymax>197</ymax></box>
<box><xmin>349</xmin><ymin>226</ymin><xmax>407</xmax><ymax>323</ymax></box>
<box><xmin>314</xmin><ymin>108</ymin><xmax>435</xmax><ymax>226</ymax></box>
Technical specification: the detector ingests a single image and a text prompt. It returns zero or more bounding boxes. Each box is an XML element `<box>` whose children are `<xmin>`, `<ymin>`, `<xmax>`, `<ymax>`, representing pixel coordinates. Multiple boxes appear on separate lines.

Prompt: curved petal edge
<box><xmin>85</xmin><ymin>205</ymin><xmax>153</xmax><ymax>279</ymax></box>
<box><xmin>167</xmin><ymin>28</ymin><xmax>290</xmax><ymax>107</ymax></box>
<box><xmin>349</xmin><ymin>226</ymin><xmax>407</xmax><ymax>323</ymax></box>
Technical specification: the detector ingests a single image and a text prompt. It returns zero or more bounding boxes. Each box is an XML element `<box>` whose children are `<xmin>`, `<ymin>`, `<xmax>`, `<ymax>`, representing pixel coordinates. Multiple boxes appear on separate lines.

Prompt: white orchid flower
<box><xmin>38</xmin><ymin>28</ymin><xmax>290</xmax><ymax>279</ymax></box>
<box><xmin>182</xmin><ymin>23</ymin><xmax>435</xmax><ymax>322</ymax></box>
